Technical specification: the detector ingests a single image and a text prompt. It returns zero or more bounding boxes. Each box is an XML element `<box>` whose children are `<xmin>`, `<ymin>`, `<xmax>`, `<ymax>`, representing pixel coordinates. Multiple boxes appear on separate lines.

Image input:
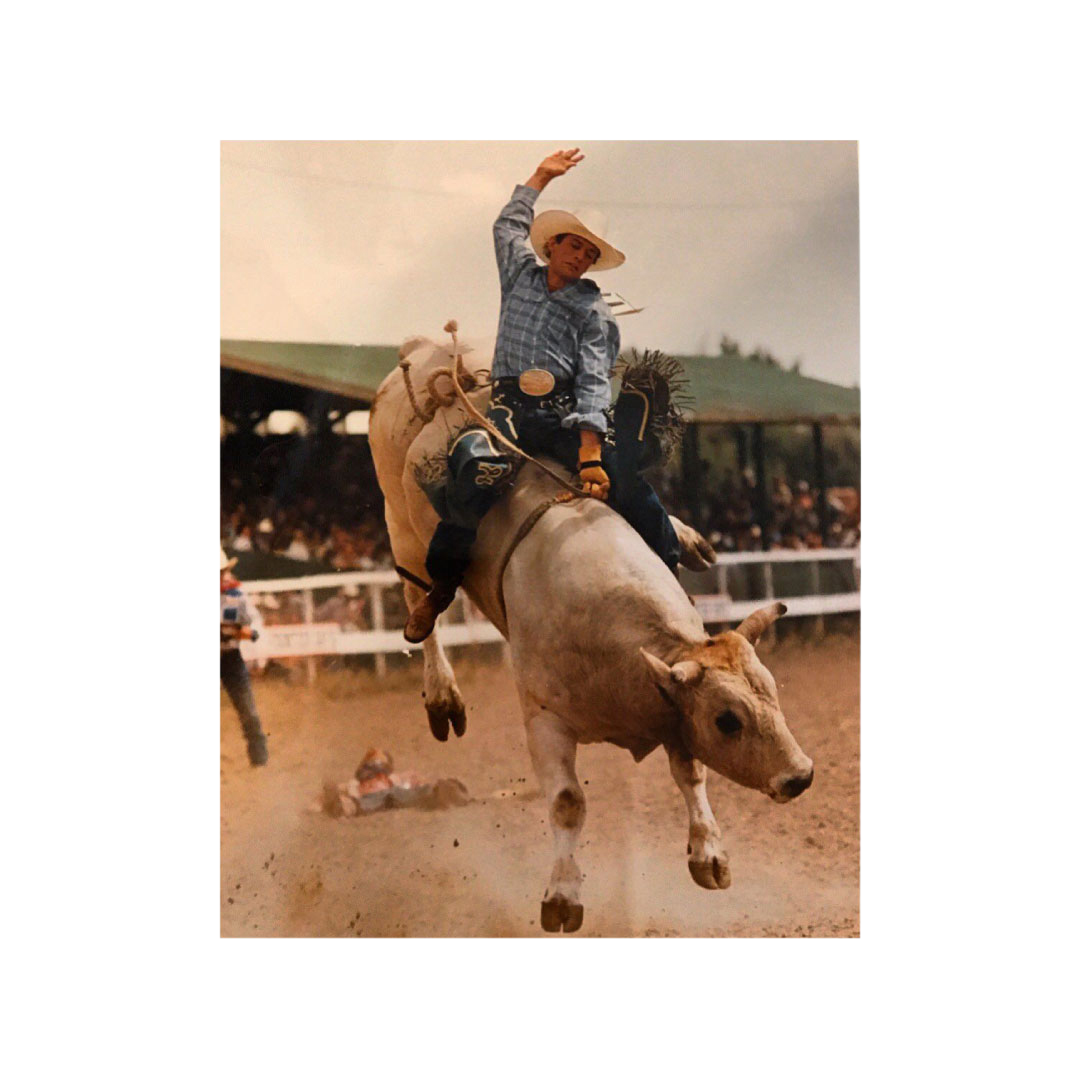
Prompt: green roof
<box><xmin>221</xmin><ymin>340</ymin><xmax>401</xmax><ymax>400</ymax></box>
<box><xmin>675</xmin><ymin>353</ymin><xmax>859</xmax><ymax>423</ymax></box>
<box><xmin>221</xmin><ymin>339</ymin><xmax>859</xmax><ymax>424</ymax></box>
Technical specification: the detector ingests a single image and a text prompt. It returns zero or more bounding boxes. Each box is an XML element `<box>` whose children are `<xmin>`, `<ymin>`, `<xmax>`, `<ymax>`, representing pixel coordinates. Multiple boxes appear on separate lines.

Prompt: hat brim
<box><xmin>530</xmin><ymin>210</ymin><xmax>625</xmax><ymax>272</ymax></box>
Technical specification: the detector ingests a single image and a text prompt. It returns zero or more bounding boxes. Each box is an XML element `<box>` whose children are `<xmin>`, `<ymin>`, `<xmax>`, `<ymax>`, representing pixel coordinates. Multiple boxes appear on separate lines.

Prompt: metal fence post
<box><xmin>762</xmin><ymin>560</ymin><xmax>777</xmax><ymax>647</ymax></box>
<box><xmin>809</xmin><ymin>560</ymin><xmax>825</xmax><ymax>638</ymax></box>
<box><xmin>303</xmin><ymin>588</ymin><xmax>315</xmax><ymax>685</ymax></box>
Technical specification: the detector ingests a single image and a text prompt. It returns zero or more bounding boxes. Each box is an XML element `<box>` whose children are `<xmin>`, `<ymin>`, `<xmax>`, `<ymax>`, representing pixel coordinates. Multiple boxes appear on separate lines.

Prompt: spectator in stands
<box><xmin>283</xmin><ymin>529</ymin><xmax>311</xmax><ymax>561</ymax></box>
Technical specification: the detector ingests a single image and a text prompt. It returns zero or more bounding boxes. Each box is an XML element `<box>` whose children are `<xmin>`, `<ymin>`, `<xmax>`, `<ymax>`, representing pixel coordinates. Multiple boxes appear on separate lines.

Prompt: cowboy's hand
<box><xmin>579</xmin><ymin>461</ymin><xmax>610</xmax><ymax>501</ymax></box>
<box><xmin>537</xmin><ymin>148</ymin><xmax>584</xmax><ymax>179</ymax></box>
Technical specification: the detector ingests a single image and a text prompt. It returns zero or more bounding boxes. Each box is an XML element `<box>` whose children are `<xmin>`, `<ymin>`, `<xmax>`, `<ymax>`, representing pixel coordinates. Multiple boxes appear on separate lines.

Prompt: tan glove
<box><xmin>578</xmin><ymin>460</ymin><xmax>610</xmax><ymax>501</ymax></box>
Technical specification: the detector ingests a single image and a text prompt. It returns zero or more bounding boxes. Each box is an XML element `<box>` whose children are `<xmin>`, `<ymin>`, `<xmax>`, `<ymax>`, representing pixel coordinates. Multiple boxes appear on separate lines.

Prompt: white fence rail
<box><xmin>238</xmin><ymin>548</ymin><xmax>859</xmax><ymax>679</ymax></box>
<box><xmin>695</xmin><ymin>547</ymin><xmax>860</xmax><ymax>624</ymax></box>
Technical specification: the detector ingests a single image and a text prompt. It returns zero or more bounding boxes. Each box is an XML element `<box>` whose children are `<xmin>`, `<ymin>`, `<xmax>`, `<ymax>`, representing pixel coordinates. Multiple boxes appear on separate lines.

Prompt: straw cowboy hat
<box><xmin>530</xmin><ymin>208</ymin><xmax>625</xmax><ymax>271</ymax></box>
<box><xmin>220</xmin><ymin>547</ymin><xmax>238</xmax><ymax>572</ymax></box>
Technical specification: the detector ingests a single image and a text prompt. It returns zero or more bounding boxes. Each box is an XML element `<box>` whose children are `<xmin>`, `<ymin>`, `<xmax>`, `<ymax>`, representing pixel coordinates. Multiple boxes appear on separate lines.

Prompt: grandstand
<box><xmin>221</xmin><ymin>337</ymin><xmax>859</xmax><ymax>550</ymax></box>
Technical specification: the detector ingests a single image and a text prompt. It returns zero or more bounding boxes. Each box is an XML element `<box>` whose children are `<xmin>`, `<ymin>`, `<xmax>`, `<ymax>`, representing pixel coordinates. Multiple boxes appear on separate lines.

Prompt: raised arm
<box><xmin>493</xmin><ymin>149</ymin><xmax>585</xmax><ymax>295</ymax></box>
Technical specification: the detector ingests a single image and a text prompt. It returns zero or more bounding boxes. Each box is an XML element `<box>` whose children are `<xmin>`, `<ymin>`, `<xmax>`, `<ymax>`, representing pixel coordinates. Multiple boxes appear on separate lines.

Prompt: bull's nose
<box><xmin>780</xmin><ymin>767</ymin><xmax>814</xmax><ymax>800</ymax></box>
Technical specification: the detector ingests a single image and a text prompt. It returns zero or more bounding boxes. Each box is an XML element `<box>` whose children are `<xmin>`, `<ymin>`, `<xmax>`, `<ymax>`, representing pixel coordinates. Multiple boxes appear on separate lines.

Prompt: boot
<box><xmin>404</xmin><ymin>582</ymin><xmax>458</xmax><ymax>643</ymax></box>
<box><xmin>245</xmin><ymin>728</ymin><xmax>269</xmax><ymax>766</ymax></box>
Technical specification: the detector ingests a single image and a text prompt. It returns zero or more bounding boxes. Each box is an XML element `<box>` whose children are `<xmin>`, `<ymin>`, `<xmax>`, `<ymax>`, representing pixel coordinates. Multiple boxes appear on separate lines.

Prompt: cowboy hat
<box><xmin>530</xmin><ymin>208</ymin><xmax>625</xmax><ymax>272</ymax></box>
<box><xmin>220</xmin><ymin>547</ymin><xmax>238</xmax><ymax>572</ymax></box>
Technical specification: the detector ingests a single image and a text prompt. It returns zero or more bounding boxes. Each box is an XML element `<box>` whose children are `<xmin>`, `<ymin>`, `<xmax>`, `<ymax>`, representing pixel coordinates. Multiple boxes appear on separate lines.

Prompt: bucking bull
<box><xmin>369</xmin><ymin>334</ymin><xmax>814</xmax><ymax>933</ymax></box>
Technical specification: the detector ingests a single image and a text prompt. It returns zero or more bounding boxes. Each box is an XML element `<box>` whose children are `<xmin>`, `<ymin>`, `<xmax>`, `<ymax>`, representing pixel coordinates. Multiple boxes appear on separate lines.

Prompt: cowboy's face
<box><xmin>547</xmin><ymin>233</ymin><xmax>601</xmax><ymax>281</ymax></box>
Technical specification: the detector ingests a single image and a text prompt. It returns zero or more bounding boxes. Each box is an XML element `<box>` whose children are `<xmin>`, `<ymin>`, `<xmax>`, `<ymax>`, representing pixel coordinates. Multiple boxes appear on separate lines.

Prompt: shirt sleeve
<box><xmin>493</xmin><ymin>184</ymin><xmax>540</xmax><ymax>296</ymax></box>
<box><xmin>562</xmin><ymin>307</ymin><xmax>619</xmax><ymax>434</ymax></box>
<box><xmin>221</xmin><ymin>588</ymin><xmax>252</xmax><ymax>627</ymax></box>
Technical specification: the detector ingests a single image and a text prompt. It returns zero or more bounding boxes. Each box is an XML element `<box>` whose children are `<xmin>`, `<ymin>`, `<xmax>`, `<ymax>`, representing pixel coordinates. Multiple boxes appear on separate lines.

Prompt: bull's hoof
<box><xmin>449</xmin><ymin>702</ymin><xmax>466</xmax><ymax>738</ymax></box>
<box><xmin>689</xmin><ymin>855</ymin><xmax>732</xmax><ymax>890</ymax></box>
<box><xmin>676</xmin><ymin>527</ymin><xmax>717</xmax><ymax>572</ymax></box>
<box><xmin>540</xmin><ymin>895</ymin><xmax>584</xmax><ymax>933</ymax></box>
<box><xmin>426</xmin><ymin>706</ymin><xmax>449</xmax><ymax>742</ymax></box>
<box><xmin>425</xmin><ymin>697</ymin><xmax>466</xmax><ymax>742</ymax></box>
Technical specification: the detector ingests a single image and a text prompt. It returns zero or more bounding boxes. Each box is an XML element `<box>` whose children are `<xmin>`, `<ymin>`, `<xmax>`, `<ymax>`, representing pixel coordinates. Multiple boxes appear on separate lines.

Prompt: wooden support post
<box><xmin>812</xmin><ymin>422</ymin><xmax>828</xmax><ymax>541</ymax></box>
<box><xmin>681</xmin><ymin>422</ymin><xmax>704</xmax><ymax>532</ymax></box>
<box><xmin>369</xmin><ymin>583</ymin><xmax>386</xmax><ymax>678</ymax></box>
<box><xmin>752</xmin><ymin>423</ymin><xmax>769</xmax><ymax>550</ymax></box>
<box><xmin>734</xmin><ymin>425</ymin><xmax>748</xmax><ymax>475</ymax></box>
<box><xmin>302</xmin><ymin>588</ymin><xmax>315</xmax><ymax>686</ymax></box>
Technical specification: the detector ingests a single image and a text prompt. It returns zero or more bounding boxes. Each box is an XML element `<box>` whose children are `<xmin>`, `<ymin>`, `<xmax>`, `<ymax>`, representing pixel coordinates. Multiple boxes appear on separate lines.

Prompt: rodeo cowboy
<box><xmin>404</xmin><ymin>148</ymin><xmax>681</xmax><ymax>643</ymax></box>
<box><xmin>220</xmin><ymin>548</ymin><xmax>269</xmax><ymax>765</ymax></box>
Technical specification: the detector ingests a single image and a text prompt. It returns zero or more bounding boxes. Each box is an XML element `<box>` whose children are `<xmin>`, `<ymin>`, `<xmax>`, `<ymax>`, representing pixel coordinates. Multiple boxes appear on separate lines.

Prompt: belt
<box><xmin>494</xmin><ymin>372</ymin><xmax>574</xmax><ymax>399</ymax></box>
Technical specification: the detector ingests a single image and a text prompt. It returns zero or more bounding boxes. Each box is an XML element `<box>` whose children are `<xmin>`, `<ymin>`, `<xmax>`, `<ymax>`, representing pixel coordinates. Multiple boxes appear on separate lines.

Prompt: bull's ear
<box><xmin>640</xmin><ymin>650</ymin><xmax>703</xmax><ymax>691</ymax></box>
<box><xmin>734</xmin><ymin>602</ymin><xmax>787</xmax><ymax>646</ymax></box>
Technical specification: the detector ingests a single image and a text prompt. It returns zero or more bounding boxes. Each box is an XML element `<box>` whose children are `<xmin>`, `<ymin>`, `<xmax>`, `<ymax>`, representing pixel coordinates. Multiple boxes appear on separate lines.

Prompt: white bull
<box><xmin>369</xmin><ymin>336</ymin><xmax>814</xmax><ymax>933</ymax></box>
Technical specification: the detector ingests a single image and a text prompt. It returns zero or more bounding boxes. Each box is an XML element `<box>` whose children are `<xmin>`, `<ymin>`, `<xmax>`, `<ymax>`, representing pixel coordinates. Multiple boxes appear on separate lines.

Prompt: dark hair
<box><xmin>542</xmin><ymin>233</ymin><xmax>568</xmax><ymax>260</ymax></box>
<box><xmin>543</xmin><ymin>233</ymin><xmax>599</xmax><ymax>263</ymax></box>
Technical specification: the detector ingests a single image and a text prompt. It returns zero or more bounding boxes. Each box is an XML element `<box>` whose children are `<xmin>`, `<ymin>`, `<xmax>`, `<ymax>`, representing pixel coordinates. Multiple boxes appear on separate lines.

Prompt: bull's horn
<box><xmin>734</xmin><ymin>602</ymin><xmax>787</xmax><ymax>645</ymax></box>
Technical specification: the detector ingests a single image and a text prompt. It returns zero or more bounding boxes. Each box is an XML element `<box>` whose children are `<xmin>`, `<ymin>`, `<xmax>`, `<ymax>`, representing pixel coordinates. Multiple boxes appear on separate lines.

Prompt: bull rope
<box><xmin>493</xmin><ymin>495</ymin><xmax>564</xmax><ymax>622</ymax></box>
<box><xmin>436</xmin><ymin>320</ymin><xmax>587</xmax><ymax>501</ymax></box>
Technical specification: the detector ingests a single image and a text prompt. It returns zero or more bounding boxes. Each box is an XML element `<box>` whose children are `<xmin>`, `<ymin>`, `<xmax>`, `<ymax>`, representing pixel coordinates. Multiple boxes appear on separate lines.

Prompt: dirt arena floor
<box><xmin>221</xmin><ymin>632</ymin><xmax>859</xmax><ymax>937</ymax></box>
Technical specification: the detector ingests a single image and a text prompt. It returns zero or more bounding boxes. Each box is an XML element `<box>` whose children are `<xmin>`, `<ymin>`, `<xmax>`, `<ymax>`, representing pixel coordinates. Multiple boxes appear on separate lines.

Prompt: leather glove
<box><xmin>578</xmin><ymin>461</ymin><xmax>610</xmax><ymax>501</ymax></box>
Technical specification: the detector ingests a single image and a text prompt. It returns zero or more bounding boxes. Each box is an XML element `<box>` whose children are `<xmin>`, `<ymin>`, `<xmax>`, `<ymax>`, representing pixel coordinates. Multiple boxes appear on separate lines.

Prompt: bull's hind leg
<box><xmin>403</xmin><ymin>580</ymin><xmax>467</xmax><ymax>741</ymax></box>
<box><xmin>525</xmin><ymin>709</ymin><xmax>586</xmax><ymax>933</ymax></box>
<box><xmin>666</xmin><ymin>744</ymin><xmax>731</xmax><ymax>890</ymax></box>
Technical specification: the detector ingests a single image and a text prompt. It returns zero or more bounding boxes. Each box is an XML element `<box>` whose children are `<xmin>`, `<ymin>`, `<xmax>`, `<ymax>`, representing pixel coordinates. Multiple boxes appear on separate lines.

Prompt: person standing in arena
<box><xmin>220</xmin><ymin>549</ymin><xmax>269</xmax><ymax>766</ymax></box>
<box><xmin>404</xmin><ymin>148</ymin><xmax>680</xmax><ymax>642</ymax></box>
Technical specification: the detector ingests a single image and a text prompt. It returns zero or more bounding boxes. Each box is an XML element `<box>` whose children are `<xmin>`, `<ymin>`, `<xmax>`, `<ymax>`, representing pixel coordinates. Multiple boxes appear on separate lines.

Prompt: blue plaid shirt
<box><xmin>491</xmin><ymin>185</ymin><xmax>619</xmax><ymax>433</ymax></box>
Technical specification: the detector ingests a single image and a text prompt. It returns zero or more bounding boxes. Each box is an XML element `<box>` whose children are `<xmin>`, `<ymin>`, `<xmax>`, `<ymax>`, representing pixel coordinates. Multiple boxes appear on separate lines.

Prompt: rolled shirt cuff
<box><xmin>561</xmin><ymin>411</ymin><xmax>608</xmax><ymax>434</ymax></box>
<box><xmin>512</xmin><ymin>184</ymin><xmax>540</xmax><ymax>206</ymax></box>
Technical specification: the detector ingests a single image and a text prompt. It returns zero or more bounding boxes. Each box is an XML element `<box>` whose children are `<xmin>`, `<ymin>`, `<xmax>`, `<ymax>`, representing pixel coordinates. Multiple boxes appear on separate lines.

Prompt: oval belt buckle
<box><xmin>517</xmin><ymin>369</ymin><xmax>556</xmax><ymax>396</ymax></box>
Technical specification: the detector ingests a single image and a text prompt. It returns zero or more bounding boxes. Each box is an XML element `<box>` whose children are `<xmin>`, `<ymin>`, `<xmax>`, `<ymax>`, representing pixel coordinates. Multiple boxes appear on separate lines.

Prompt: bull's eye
<box><xmin>715</xmin><ymin>710</ymin><xmax>742</xmax><ymax>736</ymax></box>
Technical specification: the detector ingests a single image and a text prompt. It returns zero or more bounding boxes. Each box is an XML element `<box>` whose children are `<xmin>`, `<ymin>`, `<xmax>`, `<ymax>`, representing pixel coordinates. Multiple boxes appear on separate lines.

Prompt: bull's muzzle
<box><xmin>771</xmin><ymin>766</ymin><xmax>814</xmax><ymax>803</ymax></box>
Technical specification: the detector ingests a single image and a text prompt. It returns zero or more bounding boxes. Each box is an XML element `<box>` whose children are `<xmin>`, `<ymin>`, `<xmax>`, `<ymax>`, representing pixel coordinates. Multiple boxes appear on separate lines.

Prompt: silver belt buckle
<box><xmin>517</xmin><ymin>369</ymin><xmax>556</xmax><ymax>396</ymax></box>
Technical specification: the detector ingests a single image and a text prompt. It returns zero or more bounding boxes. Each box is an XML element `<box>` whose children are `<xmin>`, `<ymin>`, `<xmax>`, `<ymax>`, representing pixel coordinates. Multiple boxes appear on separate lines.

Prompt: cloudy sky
<box><xmin>221</xmin><ymin>141</ymin><xmax>859</xmax><ymax>387</ymax></box>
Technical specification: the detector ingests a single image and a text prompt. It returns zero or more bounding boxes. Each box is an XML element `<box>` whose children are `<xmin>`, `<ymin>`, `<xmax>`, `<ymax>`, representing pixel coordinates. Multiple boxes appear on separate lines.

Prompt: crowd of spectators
<box><xmin>220</xmin><ymin>434</ymin><xmax>394</xmax><ymax>571</ymax></box>
<box><xmin>221</xmin><ymin>434</ymin><xmax>859</xmax><ymax>578</ymax></box>
<box><xmin>653</xmin><ymin>467</ymin><xmax>860</xmax><ymax>553</ymax></box>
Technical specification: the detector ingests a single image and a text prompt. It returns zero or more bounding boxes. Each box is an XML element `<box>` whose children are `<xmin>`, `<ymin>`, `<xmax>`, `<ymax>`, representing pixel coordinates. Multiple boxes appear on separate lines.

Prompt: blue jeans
<box><xmin>221</xmin><ymin>648</ymin><xmax>267</xmax><ymax>755</ymax></box>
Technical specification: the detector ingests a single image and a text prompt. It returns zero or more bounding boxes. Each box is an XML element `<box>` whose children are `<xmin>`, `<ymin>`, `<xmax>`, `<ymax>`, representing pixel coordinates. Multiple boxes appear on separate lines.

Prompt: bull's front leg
<box><xmin>666</xmin><ymin>744</ymin><xmax>731</xmax><ymax>890</ymax></box>
<box><xmin>525</xmin><ymin>710</ymin><xmax>586</xmax><ymax>933</ymax></box>
<box><xmin>403</xmin><ymin>582</ymin><xmax>466</xmax><ymax>741</ymax></box>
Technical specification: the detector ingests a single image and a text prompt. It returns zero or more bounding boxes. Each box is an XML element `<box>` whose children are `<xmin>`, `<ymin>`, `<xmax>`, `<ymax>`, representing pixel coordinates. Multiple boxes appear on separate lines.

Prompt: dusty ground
<box><xmin>221</xmin><ymin>633</ymin><xmax>859</xmax><ymax>937</ymax></box>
